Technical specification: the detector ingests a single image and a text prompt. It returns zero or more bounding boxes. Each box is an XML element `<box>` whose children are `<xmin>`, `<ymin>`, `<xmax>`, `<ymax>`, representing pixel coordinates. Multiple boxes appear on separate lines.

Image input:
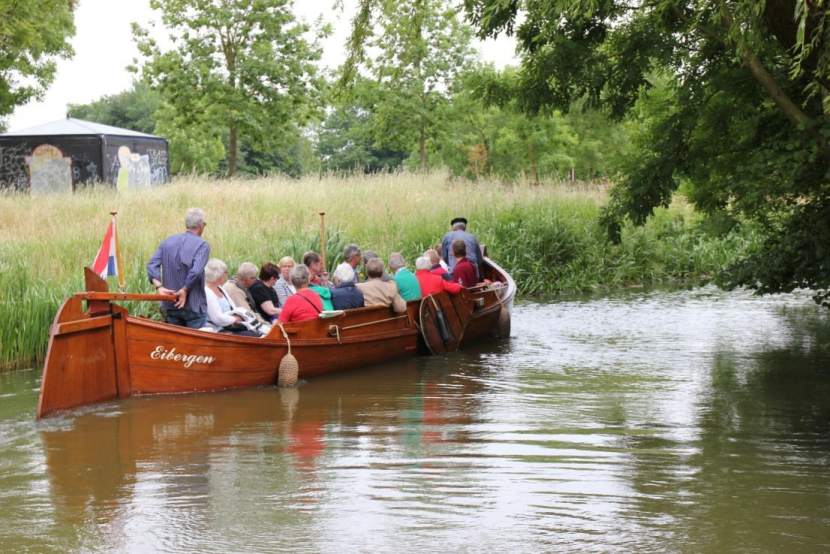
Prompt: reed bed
<box><xmin>0</xmin><ymin>173</ymin><xmax>755</xmax><ymax>369</ymax></box>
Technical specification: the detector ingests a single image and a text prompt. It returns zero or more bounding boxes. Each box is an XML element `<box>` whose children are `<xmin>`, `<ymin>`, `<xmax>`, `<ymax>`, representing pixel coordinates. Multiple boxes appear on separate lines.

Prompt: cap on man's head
<box><xmin>450</xmin><ymin>217</ymin><xmax>467</xmax><ymax>226</ymax></box>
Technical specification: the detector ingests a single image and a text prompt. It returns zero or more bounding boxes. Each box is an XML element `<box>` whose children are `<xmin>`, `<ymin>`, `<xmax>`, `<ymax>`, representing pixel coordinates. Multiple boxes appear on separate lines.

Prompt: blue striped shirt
<box><xmin>147</xmin><ymin>232</ymin><xmax>210</xmax><ymax>314</ymax></box>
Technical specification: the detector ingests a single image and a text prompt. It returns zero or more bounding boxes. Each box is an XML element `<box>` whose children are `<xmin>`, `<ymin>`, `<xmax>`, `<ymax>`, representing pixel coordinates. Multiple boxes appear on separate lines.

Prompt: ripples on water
<box><xmin>1</xmin><ymin>286</ymin><xmax>830</xmax><ymax>552</ymax></box>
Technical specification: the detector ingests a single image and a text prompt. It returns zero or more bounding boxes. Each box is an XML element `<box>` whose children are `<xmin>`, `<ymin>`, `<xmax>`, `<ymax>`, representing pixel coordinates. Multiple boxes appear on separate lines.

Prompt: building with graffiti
<box><xmin>0</xmin><ymin>118</ymin><xmax>170</xmax><ymax>193</ymax></box>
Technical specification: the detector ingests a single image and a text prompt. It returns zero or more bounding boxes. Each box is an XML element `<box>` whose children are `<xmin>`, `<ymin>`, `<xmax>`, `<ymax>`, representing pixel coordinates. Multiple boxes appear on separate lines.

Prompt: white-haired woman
<box><xmin>204</xmin><ymin>258</ymin><xmax>259</xmax><ymax>336</ymax></box>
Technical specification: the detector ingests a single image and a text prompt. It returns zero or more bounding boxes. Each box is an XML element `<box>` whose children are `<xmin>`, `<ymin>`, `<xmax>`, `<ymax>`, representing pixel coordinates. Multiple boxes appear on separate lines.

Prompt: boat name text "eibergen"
<box><xmin>150</xmin><ymin>346</ymin><xmax>216</xmax><ymax>368</ymax></box>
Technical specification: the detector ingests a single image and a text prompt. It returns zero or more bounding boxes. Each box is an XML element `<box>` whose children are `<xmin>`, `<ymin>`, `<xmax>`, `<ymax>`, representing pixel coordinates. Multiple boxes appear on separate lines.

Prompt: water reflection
<box><xmin>0</xmin><ymin>286</ymin><xmax>828</xmax><ymax>551</ymax></box>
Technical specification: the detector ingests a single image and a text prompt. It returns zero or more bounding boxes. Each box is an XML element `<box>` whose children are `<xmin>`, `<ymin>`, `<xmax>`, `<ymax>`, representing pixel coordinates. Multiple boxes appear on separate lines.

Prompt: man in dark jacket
<box><xmin>330</xmin><ymin>263</ymin><xmax>365</xmax><ymax>310</ymax></box>
<box><xmin>441</xmin><ymin>217</ymin><xmax>483</xmax><ymax>279</ymax></box>
<box><xmin>147</xmin><ymin>207</ymin><xmax>210</xmax><ymax>328</ymax></box>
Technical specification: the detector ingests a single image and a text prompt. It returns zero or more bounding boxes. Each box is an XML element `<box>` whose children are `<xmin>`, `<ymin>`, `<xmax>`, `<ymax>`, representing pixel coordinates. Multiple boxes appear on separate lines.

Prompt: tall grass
<box><xmin>0</xmin><ymin>173</ymin><xmax>756</xmax><ymax>369</ymax></box>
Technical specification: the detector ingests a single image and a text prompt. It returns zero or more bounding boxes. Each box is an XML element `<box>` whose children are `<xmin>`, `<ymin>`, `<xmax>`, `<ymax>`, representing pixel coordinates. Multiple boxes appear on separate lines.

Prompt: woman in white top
<box><xmin>204</xmin><ymin>258</ymin><xmax>258</xmax><ymax>336</ymax></box>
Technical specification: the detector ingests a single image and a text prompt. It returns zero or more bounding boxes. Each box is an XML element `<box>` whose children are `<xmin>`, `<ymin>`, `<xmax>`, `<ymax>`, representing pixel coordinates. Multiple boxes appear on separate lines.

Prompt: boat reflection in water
<box><xmin>38</xmin><ymin>355</ymin><xmax>491</xmax><ymax>550</ymax></box>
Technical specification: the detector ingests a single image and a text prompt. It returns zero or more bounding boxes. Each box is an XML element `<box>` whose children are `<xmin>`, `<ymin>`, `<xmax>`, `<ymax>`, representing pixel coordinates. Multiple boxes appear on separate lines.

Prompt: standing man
<box><xmin>441</xmin><ymin>217</ymin><xmax>483</xmax><ymax>279</ymax></box>
<box><xmin>147</xmin><ymin>207</ymin><xmax>210</xmax><ymax>328</ymax></box>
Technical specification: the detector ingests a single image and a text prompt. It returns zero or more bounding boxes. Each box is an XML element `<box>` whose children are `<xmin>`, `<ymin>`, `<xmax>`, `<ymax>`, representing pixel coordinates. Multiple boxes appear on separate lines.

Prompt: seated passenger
<box><xmin>330</xmin><ymin>263</ymin><xmax>365</xmax><ymax>310</ymax></box>
<box><xmin>425</xmin><ymin>248</ymin><xmax>451</xmax><ymax>281</ymax></box>
<box><xmin>334</xmin><ymin>244</ymin><xmax>362</xmax><ymax>285</ymax></box>
<box><xmin>362</xmin><ymin>250</ymin><xmax>392</xmax><ymax>281</ymax></box>
<box><xmin>389</xmin><ymin>252</ymin><xmax>421</xmax><ymax>301</ymax></box>
<box><xmin>249</xmin><ymin>262</ymin><xmax>281</xmax><ymax>322</ymax></box>
<box><xmin>415</xmin><ymin>256</ymin><xmax>462</xmax><ymax>296</ymax></box>
<box><xmin>279</xmin><ymin>264</ymin><xmax>323</xmax><ymax>323</ymax></box>
<box><xmin>303</xmin><ymin>251</ymin><xmax>332</xmax><ymax>288</ymax></box>
<box><xmin>274</xmin><ymin>256</ymin><xmax>296</xmax><ymax>307</ymax></box>
<box><xmin>204</xmin><ymin>258</ymin><xmax>259</xmax><ymax>336</ymax></box>
<box><xmin>450</xmin><ymin>239</ymin><xmax>478</xmax><ymax>287</ymax></box>
<box><xmin>224</xmin><ymin>262</ymin><xmax>258</xmax><ymax>311</ymax></box>
<box><xmin>357</xmin><ymin>258</ymin><xmax>407</xmax><ymax>313</ymax></box>
<box><xmin>310</xmin><ymin>282</ymin><xmax>334</xmax><ymax>311</ymax></box>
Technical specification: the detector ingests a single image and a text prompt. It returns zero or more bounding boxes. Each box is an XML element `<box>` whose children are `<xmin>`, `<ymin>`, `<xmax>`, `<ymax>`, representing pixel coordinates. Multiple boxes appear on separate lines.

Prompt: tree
<box><xmin>67</xmin><ymin>82</ymin><xmax>161</xmax><ymax>133</ymax></box>
<box><xmin>341</xmin><ymin>0</ymin><xmax>475</xmax><ymax>170</ymax></box>
<box><xmin>132</xmin><ymin>0</ymin><xmax>325</xmax><ymax>177</ymax></box>
<box><xmin>315</xmin><ymin>77</ymin><xmax>409</xmax><ymax>173</ymax></box>
<box><xmin>0</xmin><ymin>0</ymin><xmax>75</xmax><ymax>125</ymax></box>
<box><xmin>464</xmin><ymin>0</ymin><xmax>830</xmax><ymax>302</ymax></box>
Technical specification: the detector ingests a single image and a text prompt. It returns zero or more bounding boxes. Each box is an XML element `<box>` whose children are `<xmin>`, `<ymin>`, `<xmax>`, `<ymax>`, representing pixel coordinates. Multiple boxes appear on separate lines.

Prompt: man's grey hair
<box><xmin>388</xmin><ymin>252</ymin><xmax>406</xmax><ymax>271</ymax></box>
<box><xmin>344</xmin><ymin>244</ymin><xmax>361</xmax><ymax>262</ymax></box>
<box><xmin>236</xmin><ymin>262</ymin><xmax>258</xmax><ymax>280</ymax></box>
<box><xmin>290</xmin><ymin>264</ymin><xmax>310</xmax><ymax>288</ymax></box>
<box><xmin>204</xmin><ymin>258</ymin><xmax>228</xmax><ymax>284</ymax></box>
<box><xmin>366</xmin><ymin>258</ymin><xmax>384</xmax><ymax>279</ymax></box>
<box><xmin>185</xmin><ymin>207</ymin><xmax>206</xmax><ymax>230</ymax></box>
<box><xmin>415</xmin><ymin>256</ymin><xmax>431</xmax><ymax>271</ymax></box>
<box><xmin>452</xmin><ymin>221</ymin><xmax>466</xmax><ymax>231</ymax></box>
<box><xmin>362</xmin><ymin>250</ymin><xmax>378</xmax><ymax>265</ymax></box>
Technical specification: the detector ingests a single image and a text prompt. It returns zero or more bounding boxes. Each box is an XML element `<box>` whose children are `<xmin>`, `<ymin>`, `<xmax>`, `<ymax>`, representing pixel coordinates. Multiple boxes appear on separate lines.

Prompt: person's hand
<box><xmin>174</xmin><ymin>288</ymin><xmax>188</xmax><ymax>309</ymax></box>
<box><xmin>157</xmin><ymin>286</ymin><xmax>176</xmax><ymax>297</ymax></box>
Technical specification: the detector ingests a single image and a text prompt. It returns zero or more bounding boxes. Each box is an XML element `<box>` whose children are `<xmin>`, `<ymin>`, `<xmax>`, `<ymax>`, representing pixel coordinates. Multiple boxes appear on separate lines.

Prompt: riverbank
<box><xmin>0</xmin><ymin>173</ymin><xmax>756</xmax><ymax>369</ymax></box>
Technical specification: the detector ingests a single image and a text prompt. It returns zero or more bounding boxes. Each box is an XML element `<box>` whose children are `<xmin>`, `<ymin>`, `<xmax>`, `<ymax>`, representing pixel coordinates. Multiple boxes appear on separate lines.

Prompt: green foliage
<box><xmin>67</xmin><ymin>82</ymin><xmax>161</xmax><ymax>134</ymax></box>
<box><xmin>340</xmin><ymin>0</ymin><xmax>476</xmax><ymax>170</ymax></box>
<box><xmin>465</xmin><ymin>0</ymin><xmax>830</xmax><ymax>303</ymax></box>
<box><xmin>132</xmin><ymin>0</ymin><xmax>325</xmax><ymax>176</ymax></box>
<box><xmin>435</xmin><ymin>65</ymin><xmax>629</xmax><ymax>181</ymax></box>
<box><xmin>0</xmin><ymin>0</ymin><xmax>75</xmax><ymax>123</ymax></box>
<box><xmin>316</xmin><ymin>78</ymin><xmax>409</xmax><ymax>173</ymax></box>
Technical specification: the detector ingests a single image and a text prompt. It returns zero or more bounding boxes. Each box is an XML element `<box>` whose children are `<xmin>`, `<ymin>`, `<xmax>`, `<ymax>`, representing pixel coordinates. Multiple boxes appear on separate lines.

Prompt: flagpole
<box><xmin>111</xmin><ymin>211</ymin><xmax>126</xmax><ymax>291</ymax></box>
<box><xmin>319</xmin><ymin>211</ymin><xmax>326</xmax><ymax>273</ymax></box>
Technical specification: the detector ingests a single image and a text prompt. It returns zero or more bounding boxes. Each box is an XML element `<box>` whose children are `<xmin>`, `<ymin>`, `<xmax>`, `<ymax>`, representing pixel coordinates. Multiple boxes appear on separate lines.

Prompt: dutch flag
<box><xmin>91</xmin><ymin>215</ymin><xmax>125</xmax><ymax>288</ymax></box>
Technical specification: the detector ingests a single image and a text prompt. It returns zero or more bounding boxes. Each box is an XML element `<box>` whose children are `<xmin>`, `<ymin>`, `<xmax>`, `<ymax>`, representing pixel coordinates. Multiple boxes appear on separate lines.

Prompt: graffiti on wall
<box><xmin>115</xmin><ymin>146</ymin><xmax>151</xmax><ymax>191</ymax></box>
<box><xmin>25</xmin><ymin>144</ymin><xmax>72</xmax><ymax>194</ymax></box>
<box><xmin>147</xmin><ymin>148</ymin><xmax>169</xmax><ymax>184</ymax></box>
<box><xmin>0</xmin><ymin>144</ymin><xmax>30</xmax><ymax>190</ymax></box>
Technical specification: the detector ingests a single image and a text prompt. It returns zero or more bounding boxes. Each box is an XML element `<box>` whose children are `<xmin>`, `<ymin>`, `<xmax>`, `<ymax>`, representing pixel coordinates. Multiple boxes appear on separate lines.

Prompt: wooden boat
<box><xmin>36</xmin><ymin>256</ymin><xmax>515</xmax><ymax>419</ymax></box>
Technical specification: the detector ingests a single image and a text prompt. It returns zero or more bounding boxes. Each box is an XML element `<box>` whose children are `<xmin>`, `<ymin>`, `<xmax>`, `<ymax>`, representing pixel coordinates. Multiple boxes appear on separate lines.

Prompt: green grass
<box><xmin>0</xmin><ymin>173</ymin><xmax>756</xmax><ymax>369</ymax></box>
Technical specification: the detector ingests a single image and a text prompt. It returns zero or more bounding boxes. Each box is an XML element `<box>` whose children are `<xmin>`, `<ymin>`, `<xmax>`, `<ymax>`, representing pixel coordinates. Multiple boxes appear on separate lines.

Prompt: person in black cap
<box><xmin>441</xmin><ymin>216</ymin><xmax>483</xmax><ymax>279</ymax></box>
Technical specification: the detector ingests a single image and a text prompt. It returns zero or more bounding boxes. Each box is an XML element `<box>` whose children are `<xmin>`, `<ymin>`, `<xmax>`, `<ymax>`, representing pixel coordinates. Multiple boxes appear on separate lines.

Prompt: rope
<box><xmin>329</xmin><ymin>324</ymin><xmax>342</xmax><ymax>343</ymax></box>
<box><xmin>339</xmin><ymin>314</ymin><xmax>409</xmax><ymax>331</ymax></box>
<box><xmin>275</xmin><ymin>320</ymin><xmax>292</xmax><ymax>355</ymax></box>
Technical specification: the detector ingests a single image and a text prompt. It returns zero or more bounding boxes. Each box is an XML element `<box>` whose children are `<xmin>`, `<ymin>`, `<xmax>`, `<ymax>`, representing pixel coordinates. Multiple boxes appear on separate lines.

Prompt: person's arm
<box><xmin>183</xmin><ymin>241</ymin><xmax>210</xmax><ymax>292</ymax></box>
<box><xmin>259</xmin><ymin>300</ymin><xmax>279</xmax><ymax>317</ymax></box>
<box><xmin>442</xmin><ymin>280</ymin><xmax>463</xmax><ymax>295</ymax></box>
<box><xmin>391</xmin><ymin>293</ymin><xmax>407</xmax><ymax>314</ymax></box>
<box><xmin>251</xmin><ymin>284</ymin><xmax>280</xmax><ymax>317</ymax></box>
<box><xmin>206</xmin><ymin>288</ymin><xmax>238</xmax><ymax>327</ymax></box>
<box><xmin>441</xmin><ymin>236</ymin><xmax>449</xmax><ymax>266</ymax></box>
<box><xmin>147</xmin><ymin>245</ymin><xmax>176</xmax><ymax>296</ymax></box>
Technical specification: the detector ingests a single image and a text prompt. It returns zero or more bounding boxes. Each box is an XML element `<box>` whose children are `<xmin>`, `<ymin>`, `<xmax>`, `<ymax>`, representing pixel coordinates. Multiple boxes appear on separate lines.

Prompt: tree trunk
<box><xmin>228</xmin><ymin>124</ymin><xmax>238</xmax><ymax>177</ymax></box>
<box><xmin>528</xmin><ymin>141</ymin><xmax>539</xmax><ymax>184</ymax></box>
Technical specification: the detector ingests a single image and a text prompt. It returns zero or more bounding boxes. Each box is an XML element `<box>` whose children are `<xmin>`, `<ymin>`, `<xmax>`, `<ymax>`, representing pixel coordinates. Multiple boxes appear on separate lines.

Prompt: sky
<box><xmin>7</xmin><ymin>0</ymin><xmax>518</xmax><ymax>132</ymax></box>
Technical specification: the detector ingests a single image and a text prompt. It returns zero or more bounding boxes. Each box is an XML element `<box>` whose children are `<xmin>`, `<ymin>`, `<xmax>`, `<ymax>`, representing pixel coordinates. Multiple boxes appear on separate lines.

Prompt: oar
<box><xmin>76</xmin><ymin>292</ymin><xmax>177</xmax><ymax>302</ymax></box>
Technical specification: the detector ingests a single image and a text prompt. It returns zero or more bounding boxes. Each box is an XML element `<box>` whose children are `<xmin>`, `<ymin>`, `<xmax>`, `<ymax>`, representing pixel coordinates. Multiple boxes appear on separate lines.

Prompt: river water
<box><xmin>1</xmin><ymin>286</ymin><xmax>829</xmax><ymax>552</ymax></box>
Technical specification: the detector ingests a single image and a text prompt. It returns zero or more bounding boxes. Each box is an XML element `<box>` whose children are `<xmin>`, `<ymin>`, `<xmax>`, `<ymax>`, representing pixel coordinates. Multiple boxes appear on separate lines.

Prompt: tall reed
<box><xmin>0</xmin><ymin>173</ymin><xmax>755</xmax><ymax>369</ymax></box>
